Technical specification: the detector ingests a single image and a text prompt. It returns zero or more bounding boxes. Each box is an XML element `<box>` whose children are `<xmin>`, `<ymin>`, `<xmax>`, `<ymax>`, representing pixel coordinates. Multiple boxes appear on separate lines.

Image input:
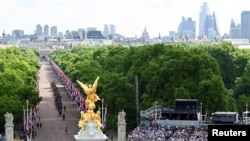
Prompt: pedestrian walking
<box><xmin>64</xmin><ymin>105</ymin><xmax>66</xmax><ymax>111</ymax></box>
<box><xmin>37</xmin><ymin>123</ymin><xmax>39</xmax><ymax>128</ymax></box>
<box><xmin>59</xmin><ymin>110</ymin><xmax>62</xmax><ymax>116</ymax></box>
<box><xmin>62</xmin><ymin>113</ymin><xmax>65</xmax><ymax>120</ymax></box>
<box><xmin>65</xmin><ymin>126</ymin><xmax>68</xmax><ymax>135</ymax></box>
<box><xmin>39</xmin><ymin>123</ymin><xmax>42</xmax><ymax>128</ymax></box>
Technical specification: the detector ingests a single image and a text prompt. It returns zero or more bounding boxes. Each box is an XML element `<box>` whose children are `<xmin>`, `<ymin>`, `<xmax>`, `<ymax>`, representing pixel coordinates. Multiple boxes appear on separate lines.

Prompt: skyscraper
<box><xmin>178</xmin><ymin>17</ymin><xmax>196</xmax><ymax>39</ymax></box>
<box><xmin>50</xmin><ymin>26</ymin><xmax>57</xmax><ymax>36</ymax></box>
<box><xmin>35</xmin><ymin>24</ymin><xmax>43</xmax><ymax>36</ymax></box>
<box><xmin>109</xmin><ymin>24</ymin><xmax>116</xmax><ymax>35</ymax></box>
<box><xmin>204</xmin><ymin>12</ymin><xmax>220</xmax><ymax>39</ymax></box>
<box><xmin>199</xmin><ymin>2</ymin><xmax>220</xmax><ymax>40</ymax></box>
<box><xmin>103</xmin><ymin>24</ymin><xmax>109</xmax><ymax>37</ymax></box>
<box><xmin>241</xmin><ymin>11</ymin><xmax>250</xmax><ymax>40</ymax></box>
<box><xmin>44</xmin><ymin>24</ymin><xmax>49</xmax><ymax>36</ymax></box>
<box><xmin>229</xmin><ymin>19</ymin><xmax>241</xmax><ymax>39</ymax></box>
<box><xmin>199</xmin><ymin>2</ymin><xmax>209</xmax><ymax>34</ymax></box>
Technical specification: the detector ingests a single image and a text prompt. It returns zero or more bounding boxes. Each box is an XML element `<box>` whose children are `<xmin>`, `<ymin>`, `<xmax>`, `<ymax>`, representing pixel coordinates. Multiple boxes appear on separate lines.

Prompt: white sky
<box><xmin>0</xmin><ymin>0</ymin><xmax>249</xmax><ymax>37</ymax></box>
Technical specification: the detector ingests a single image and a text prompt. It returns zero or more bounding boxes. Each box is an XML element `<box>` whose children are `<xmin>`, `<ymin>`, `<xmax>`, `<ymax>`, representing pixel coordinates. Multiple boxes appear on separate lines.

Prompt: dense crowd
<box><xmin>128</xmin><ymin>125</ymin><xmax>208</xmax><ymax>141</ymax></box>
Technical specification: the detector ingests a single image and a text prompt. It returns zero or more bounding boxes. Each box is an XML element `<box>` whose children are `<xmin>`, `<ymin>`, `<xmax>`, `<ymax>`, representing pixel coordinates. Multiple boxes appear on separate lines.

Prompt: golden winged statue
<box><xmin>76</xmin><ymin>76</ymin><xmax>100</xmax><ymax>111</ymax></box>
<box><xmin>76</xmin><ymin>76</ymin><xmax>102</xmax><ymax>131</ymax></box>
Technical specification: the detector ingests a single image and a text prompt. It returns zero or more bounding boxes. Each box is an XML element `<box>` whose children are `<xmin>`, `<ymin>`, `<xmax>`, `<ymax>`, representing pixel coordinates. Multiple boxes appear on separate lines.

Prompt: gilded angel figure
<box><xmin>77</xmin><ymin>76</ymin><xmax>100</xmax><ymax>111</ymax></box>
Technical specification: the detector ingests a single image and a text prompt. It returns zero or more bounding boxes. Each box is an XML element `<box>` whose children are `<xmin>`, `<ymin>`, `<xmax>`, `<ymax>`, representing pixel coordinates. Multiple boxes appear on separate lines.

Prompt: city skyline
<box><xmin>0</xmin><ymin>0</ymin><xmax>249</xmax><ymax>38</ymax></box>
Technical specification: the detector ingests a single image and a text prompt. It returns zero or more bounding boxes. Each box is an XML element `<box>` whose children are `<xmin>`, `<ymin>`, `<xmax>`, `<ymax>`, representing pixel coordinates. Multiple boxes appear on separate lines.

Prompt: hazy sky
<box><xmin>0</xmin><ymin>0</ymin><xmax>249</xmax><ymax>37</ymax></box>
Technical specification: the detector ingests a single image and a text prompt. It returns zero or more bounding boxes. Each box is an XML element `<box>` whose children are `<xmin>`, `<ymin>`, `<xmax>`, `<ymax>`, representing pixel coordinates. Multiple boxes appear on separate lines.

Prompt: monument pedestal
<box><xmin>5</xmin><ymin>112</ymin><xmax>14</xmax><ymax>141</ymax></box>
<box><xmin>74</xmin><ymin>120</ymin><xmax>107</xmax><ymax>141</ymax></box>
<box><xmin>117</xmin><ymin>110</ymin><xmax>126</xmax><ymax>141</ymax></box>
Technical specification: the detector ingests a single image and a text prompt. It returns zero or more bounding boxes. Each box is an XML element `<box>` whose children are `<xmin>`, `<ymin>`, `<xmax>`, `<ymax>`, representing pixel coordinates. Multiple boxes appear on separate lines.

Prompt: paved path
<box><xmin>34</xmin><ymin>61</ymin><xmax>80</xmax><ymax>141</ymax></box>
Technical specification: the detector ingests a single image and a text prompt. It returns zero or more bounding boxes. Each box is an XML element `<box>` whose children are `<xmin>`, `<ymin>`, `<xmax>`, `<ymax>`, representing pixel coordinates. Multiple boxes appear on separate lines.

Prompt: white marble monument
<box><xmin>4</xmin><ymin>112</ymin><xmax>14</xmax><ymax>141</ymax></box>
<box><xmin>74</xmin><ymin>120</ymin><xmax>107</xmax><ymax>141</ymax></box>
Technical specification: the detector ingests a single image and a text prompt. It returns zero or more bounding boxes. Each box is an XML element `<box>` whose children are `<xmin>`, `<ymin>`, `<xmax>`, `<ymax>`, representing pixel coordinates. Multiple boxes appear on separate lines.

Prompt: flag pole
<box><xmin>26</xmin><ymin>100</ymin><xmax>30</xmax><ymax>141</ymax></box>
<box><xmin>23</xmin><ymin>106</ymin><xmax>25</xmax><ymax>131</ymax></box>
<box><xmin>26</xmin><ymin>100</ymin><xmax>29</xmax><ymax>132</ymax></box>
<box><xmin>30</xmin><ymin>107</ymin><xmax>33</xmax><ymax>140</ymax></box>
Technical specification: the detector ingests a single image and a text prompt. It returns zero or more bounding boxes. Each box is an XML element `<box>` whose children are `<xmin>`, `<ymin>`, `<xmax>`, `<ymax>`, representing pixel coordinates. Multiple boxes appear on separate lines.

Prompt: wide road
<box><xmin>34</xmin><ymin>61</ymin><xmax>80</xmax><ymax>141</ymax></box>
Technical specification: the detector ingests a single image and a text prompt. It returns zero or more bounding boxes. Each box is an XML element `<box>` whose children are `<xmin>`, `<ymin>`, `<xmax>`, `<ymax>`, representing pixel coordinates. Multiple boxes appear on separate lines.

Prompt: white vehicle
<box><xmin>211</xmin><ymin>112</ymin><xmax>241</xmax><ymax>125</ymax></box>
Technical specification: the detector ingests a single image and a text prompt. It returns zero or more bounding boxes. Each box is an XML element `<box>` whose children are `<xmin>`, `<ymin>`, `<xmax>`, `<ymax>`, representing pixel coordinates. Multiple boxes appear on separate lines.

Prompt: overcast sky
<box><xmin>0</xmin><ymin>0</ymin><xmax>249</xmax><ymax>37</ymax></box>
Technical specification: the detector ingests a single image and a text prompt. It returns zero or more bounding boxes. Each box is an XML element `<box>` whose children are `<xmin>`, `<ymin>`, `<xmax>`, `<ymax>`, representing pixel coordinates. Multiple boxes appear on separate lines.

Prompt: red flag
<box><xmin>33</xmin><ymin>105</ymin><xmax>39</xmax><ymax>118</ymax></box>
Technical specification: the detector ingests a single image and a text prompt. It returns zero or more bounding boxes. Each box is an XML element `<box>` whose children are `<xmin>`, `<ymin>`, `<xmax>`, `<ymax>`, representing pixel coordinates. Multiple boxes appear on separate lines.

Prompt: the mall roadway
<box><xmin>33</xmin><ymin>61</ymin><xmax>118</xmax><ymax>141</ymax></box>
<box><xmin>34</xmin><ymin>61</ymin><xmax>80</xmax><ymax>141</ymax></box>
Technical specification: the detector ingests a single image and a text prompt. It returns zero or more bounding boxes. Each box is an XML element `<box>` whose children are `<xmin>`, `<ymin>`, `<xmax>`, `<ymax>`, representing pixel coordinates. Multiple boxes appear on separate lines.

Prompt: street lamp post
<box><xmin>26</xmin><ymin>100</ymin><xmax>31</xmax><ymax>141</ymax></box>
<box><xmin>245</xmin><ymin>103</ymin><xmax>248</xmax><ymax>125</ymax></box>
<box><xmin>200</xmin><ymin>102</ymin><xmax>202</xmax><ymax>124</ymax></box>
<box><xmin>154</xmin><ymin>101</ymin><xmax>158</xmax><ymax>126</ymax></box>
<box><xmin>246</xmin><ymin>103</ymin><xmax>248</xmax><ymax>112</ymax></box>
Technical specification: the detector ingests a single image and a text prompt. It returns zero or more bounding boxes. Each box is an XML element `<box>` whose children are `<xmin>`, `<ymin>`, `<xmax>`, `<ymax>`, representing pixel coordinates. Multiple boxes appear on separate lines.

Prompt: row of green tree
<box><xmin>0</xmin><ymin>47</ymin><xmax>41</xmax><ymax>131</ymax></box>
<box><xmin>49</xmin><ymin>42</ymin><xmax>250</xmax><ymax>131</ymax></box>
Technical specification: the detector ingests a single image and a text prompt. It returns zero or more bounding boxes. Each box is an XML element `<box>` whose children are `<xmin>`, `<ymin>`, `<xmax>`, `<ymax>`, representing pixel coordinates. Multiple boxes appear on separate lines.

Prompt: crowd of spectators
<box><xmin>128</xmin><ymin>124</ymin><xmax>208</xmax><ymax>141</ymax></box>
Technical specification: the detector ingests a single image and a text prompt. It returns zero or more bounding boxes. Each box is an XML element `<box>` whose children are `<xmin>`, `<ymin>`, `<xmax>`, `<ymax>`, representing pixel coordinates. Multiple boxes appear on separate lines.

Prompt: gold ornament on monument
<box><xmin>76</xmin><ymin>76</ymin><xmax>102</xmax><ymax>131</ymax></box>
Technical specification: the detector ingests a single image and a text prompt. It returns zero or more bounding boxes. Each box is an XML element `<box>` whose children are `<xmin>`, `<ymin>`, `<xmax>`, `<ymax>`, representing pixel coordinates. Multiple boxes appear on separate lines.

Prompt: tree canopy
<box><xmin>49</xmin><ymin>42</ymin><xmax>250</xmax><ymax>131</ymax></box>
<box><xmin>0</xmin><ymin>47</ymin><xmax>41</xmax><ymax>131</ymax></box>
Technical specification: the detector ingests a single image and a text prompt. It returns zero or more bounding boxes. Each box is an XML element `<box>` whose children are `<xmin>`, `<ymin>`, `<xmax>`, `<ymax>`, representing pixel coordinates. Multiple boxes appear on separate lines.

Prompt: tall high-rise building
<box><xmin>178</xmin><ymin>17</ymin><xmax>196</xmax><ymax>39</ymax></box>
<box><xmin>229</xmin><ymin>19</ymin><xmax>241</xmax><ymax>39</ymax></box>
<box><xmin>44</xmin><ymin>24</ymin><xmax>49</xmax><ymax>36</ymax></box>
<box><xmin>213</xmin><ymin>12</ymin><xmax>220</xmax><ymax>35</ymax></box>
<box><xmin>199</xmin><ymin>1</ymin><xmax>220</xmax><ymax>40</ymax></box>
<box><xmin>109</xmin><ymin>24</ymin><xmax>116</xmax><ymax>35</ymax></box>
<box><xmin>241</xmin><ymin>11</ymin><xmax>250</xmax><ymax>40</ymax></box>
<box><xmin>204</xmin><ymin>12</ymin><xmax>220</xmax><ymax>39</ymax></box>
<box><xmin>35</xmin><ymin>24</ymin><xmax>43</xmax><ymax>36</ymax></box>
<box><xmin>199</xmin><ymin>2</ymin><xmax>209</xmax><ymax>34</ymax></box>
<box><xmin>103</xmin><ymin>24</ymin><xmax>109</xmax><ymax>37</ymax></box>
<box><xmin>50</xmin><ymin>26</ymin><xmax>57</xmax><ymax>36</ymax></box>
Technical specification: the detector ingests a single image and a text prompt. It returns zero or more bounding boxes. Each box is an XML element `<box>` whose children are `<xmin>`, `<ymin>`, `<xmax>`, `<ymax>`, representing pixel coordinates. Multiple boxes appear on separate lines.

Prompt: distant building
<box><xmin>35</xmin><ymin>24</ymin><xmax>43</xmax><ymax>36</ymax></box>
<box><xmin>64</xmin><ymin>31</ymin><xmax>73</xmax><ymax>39</ymax></box>
<box><xmin>78</xmin><ymin>29</ymin><xmax>86</xmax><ymax>40</ymax></box>
<box><xmin>87</xmin><ymin>31</ymin><xmax>105</xmax><ymax>39</ymax></box>
<box><xmin>229</xmin><ymin>19</ymin><xmax>241</xmax><ymax>39</ymax></box>
<box><xmin>85</xmin><ymin>27</ymin><xmax>105</xmax><ymax>39</ymax></box>
<box><xmin>12</xmin><ymin>30</ymin><xmax>24</xmax><ymax>39</ymax></box>
<box><xmin>50</xmin><ymin>26</ymin><xmax>57</xmax><ymax>36</ymax></box>
<box><xmin>102</xmin><ymin>24</ymin><xmax>116</xmax><ymax>39</ymax></box>
<box><xmin>241</xmin><ymin>11</ymin><xmax>250</xmax><ymax>40</ymax></box>
<box><xmin>103</xmin><ymin>24</ymin><xmax>109</xmax><ymax>37</ymax></box>
<box><xmin>199</xmin><ymin>2</ymin><xmax>220</xmax><ymax>40</ymax></box>
<box><xmin>204</xmin><ymin>12</ymin><xmax>220</xmax><ymax>40</ymax></box>
<box><xmin>109</xmin><ymin>24</ymin><xmax>116</xmax><ymax>35</ymax></box>
<box><xmin>71</xmin><ymin>30</ymin><xmax>80</xmax><ymax>39</ymax></box>
<box><xmin>140</xmin><ymin>27</ymin><xmax>150</xmax><ymax>41</ymax></box>
<box><xmin>199</xmin><ymin>2</ymin><xmax>210</xmax><ymax>35</ymax></box>
<box><xmin>44</xmin><ymin>24</ymin><xmax>49</xmax><ymax>36</ymax></box>
<box><xmin>178</xmin><ymin>17</ymin><xmax>196</xmax><ymax>39</ymax></box>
